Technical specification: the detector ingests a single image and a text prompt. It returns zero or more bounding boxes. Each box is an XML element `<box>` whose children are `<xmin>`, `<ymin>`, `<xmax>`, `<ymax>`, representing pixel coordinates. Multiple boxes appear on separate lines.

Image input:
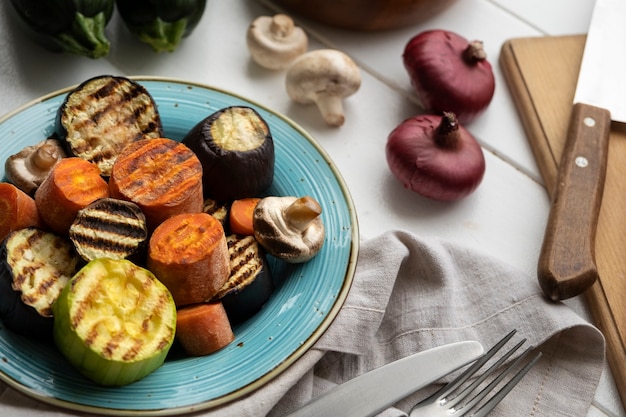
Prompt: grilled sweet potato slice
<box><xmin>147</xmin><ymin>212</ymin><xmax>230</xmax><ymax>306</ymax></box>
<box><xmin>109</xmin><ymin>138</ymin><xmax>203</xmax><ymax>231</ymax></box>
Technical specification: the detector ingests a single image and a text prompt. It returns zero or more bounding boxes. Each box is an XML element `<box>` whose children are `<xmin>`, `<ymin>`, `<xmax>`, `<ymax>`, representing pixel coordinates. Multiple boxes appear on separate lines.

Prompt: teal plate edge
<box><xmin>0</xmin><ymin>76</ymin><xmax>359</xmax><ymax>416</ymax></box>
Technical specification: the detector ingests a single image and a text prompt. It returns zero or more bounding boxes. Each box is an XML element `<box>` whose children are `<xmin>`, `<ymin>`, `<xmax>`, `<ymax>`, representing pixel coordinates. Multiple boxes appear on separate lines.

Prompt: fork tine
<box><xmin>444</xmin><ymin>338</ymin><xmax>527</xmax><ymax>410</ymax></box>
<box><xmin>454</xmin><ymin>344</ymin><xmax>535</xmax><ymax>414</ymax></box>
<box><xmin>469</xmin><ymin>351</ymin><xmax>542</xmax><ymax>417</ymax></box>
<box><xmin>427</xmin><ymin>329</ymin><xmax>518</xmax><ymax>402</ymax></box>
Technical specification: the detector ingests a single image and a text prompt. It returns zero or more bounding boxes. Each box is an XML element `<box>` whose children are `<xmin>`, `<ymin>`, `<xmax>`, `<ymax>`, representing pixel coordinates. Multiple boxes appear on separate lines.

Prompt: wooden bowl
<box><xmin>272</xmin><ymin>0</ymin><xmax>459</xmax><ymax>31</ymax></box>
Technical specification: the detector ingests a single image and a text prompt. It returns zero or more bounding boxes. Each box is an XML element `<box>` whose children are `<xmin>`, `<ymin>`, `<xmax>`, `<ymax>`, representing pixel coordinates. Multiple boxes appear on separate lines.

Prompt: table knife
<box><xmin>537</xmin><ymin>0</ymin><xmax>626</xmax><ymax>301</ymax></box>
<box><xmin>283</xmin><ymin>340</ymin><xmax>484</xmax><ymax>417</ymax></box>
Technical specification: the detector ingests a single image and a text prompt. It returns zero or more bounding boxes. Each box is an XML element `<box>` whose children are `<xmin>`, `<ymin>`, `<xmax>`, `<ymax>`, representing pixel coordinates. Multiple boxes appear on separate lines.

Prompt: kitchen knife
<box><xmin>537</xmin><ymin>0</ymin><xmax>626</xmax><ymax>301</ymax></box>
<box><xmin>283</xmin><ymin>340</ymin><xmax>484</xmax><ymax>417</ymax></box>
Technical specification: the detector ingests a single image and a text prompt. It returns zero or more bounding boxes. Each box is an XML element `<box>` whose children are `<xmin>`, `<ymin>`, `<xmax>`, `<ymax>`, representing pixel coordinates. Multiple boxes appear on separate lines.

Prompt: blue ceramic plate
<box><xmin>0</xmin><ymin>77</ymin><xmax>358</xmax><ymax>415</ymax></box>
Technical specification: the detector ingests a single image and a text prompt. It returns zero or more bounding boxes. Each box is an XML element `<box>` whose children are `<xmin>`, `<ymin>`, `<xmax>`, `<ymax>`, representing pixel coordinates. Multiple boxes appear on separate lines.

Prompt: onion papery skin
<box><xmin>385</xmin><ymin>114</ymin><xmax>485</xmax><ymax>201</ymax></box>
<box><xmin>403</xmin><ymin>30</ymin><xmax>495</xmax><ymax>124</ymax></box>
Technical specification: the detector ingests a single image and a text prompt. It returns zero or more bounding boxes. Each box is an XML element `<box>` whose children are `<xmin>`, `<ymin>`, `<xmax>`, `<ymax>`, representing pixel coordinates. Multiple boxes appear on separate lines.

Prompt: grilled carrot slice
<box><xmin>0</xmin><ymin>183</ymin><xmax>42</xmax><ymax>242</ymax></box>
<box><xmin>229</xmin><ymin>197</ymin><xmax>260</xmax><ymax>236</ymax></box>
<box><xmin>176</xmin><ymin>302</ymin><xmax>234</xmax><ymax>356</ymax></box>
<box><xmin>147</xmin><ymin>213</ymin><xmax>231</xmax><ymax>306</ymax></box>
<box><xmin>109</xmin><ymin>138</ymin><xmax>203</xmax><ymax>231</ymax></box>
<box><xmin>34</xmin><ymin>157</ymin><xmax>109</xmax><ymax>235</ymax></box>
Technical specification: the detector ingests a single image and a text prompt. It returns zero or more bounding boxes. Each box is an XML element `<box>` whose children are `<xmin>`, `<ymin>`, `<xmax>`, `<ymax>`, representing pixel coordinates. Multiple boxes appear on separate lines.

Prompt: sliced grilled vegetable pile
<box><xmin>0</xmin><ymin>75</ymin><xmax>325</xmax><ymax>385</ymax></box>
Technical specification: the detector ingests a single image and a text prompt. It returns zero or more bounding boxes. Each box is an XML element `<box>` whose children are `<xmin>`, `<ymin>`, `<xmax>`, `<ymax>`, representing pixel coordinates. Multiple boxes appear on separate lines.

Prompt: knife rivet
<box><xmin>575</xmin><ymin>156</ymin><xmax>589</xmax><ymax>168</ymax></box>
<box><xmin>583</xmin><ymin>117</ymin><xmax>596</xmax><ymax>127</ymax></box>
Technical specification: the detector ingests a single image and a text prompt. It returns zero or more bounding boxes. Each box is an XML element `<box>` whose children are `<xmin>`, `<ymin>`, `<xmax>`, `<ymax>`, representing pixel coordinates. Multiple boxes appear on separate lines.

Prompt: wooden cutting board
<box><xmin>500</xmin><ymin>35</ymin><xmax>626</xmax><ymax>409</ymax></box>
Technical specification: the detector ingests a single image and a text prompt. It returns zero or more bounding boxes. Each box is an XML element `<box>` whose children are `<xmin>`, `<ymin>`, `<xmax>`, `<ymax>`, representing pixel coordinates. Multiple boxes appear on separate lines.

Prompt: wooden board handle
<box><xmin>538</xmin><ymin>102</ymin><xmax>611</xmax><ymax>300</ymax></box>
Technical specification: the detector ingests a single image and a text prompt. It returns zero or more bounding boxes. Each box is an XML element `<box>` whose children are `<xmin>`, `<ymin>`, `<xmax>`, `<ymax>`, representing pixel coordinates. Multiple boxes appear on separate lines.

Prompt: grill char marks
<box><xmin>0</xmin><ymin>228</ymin><xmax>80</xmax><ymax>337</ymax></box>
<box><xmin>57</xmin><ymin>75</ymin><xmax>163</xmax><ymax>177</ymax></box>
<box><xmin>212</xmin><ymin>234</ymin><xmax>274</xmax><ymax>324</ymax></box>
<box><xmin>69</xmin><ymin>198</ymin><xmax>148</xmax><ymax>262</ymax></box>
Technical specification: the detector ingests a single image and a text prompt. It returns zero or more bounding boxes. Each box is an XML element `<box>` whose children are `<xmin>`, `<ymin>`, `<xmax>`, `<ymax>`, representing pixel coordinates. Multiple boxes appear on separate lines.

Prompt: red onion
<box><xmin>385</xmin><ymin>112</ymin><xmax>485</xmax><ymax>201</ymax></box>
<box><xmin>403</xmin><ymin>30</ymin><xmax>495</xmax><ymax>124</ymax></box>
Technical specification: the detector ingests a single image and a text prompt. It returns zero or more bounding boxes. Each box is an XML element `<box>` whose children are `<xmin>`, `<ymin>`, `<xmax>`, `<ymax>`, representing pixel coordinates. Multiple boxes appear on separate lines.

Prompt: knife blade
<box><xmin>283</xmin><ymin>340</ymin><xmax>484</xmax><ymax>417</ymax></box>
<box><xmin>537</xmin><ymin>0</ymin><xmax>626</xmax><ymax>301</ymax></box>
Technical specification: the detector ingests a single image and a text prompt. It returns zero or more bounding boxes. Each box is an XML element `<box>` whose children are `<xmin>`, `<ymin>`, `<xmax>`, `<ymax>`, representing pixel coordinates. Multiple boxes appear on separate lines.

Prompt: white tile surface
<box><xmin>0</xmin><ymin>0</ymin><xmax>623</xmax><ymax>416</ymax></box>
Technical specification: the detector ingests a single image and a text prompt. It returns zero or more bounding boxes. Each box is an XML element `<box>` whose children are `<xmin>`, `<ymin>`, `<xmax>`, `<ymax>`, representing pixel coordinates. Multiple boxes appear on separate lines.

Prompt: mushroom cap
<box><xmin>253</xmin><ymin>196</ymin><xmax>325</xmax><ymax>263</ymax></box>
<box><xmin>246</xmin><ymin>14</ymin><xmax>308</xmax><ymax>70</ymax></box>
<box><xmin>285</xmin><ymin>49</ymin><xmax>361</xmax><ymax>104</ymax></box>
<box><xmin>5</xmin><ymin>139</ymin><xmax>66</xmax><ymax>195</ymax></box>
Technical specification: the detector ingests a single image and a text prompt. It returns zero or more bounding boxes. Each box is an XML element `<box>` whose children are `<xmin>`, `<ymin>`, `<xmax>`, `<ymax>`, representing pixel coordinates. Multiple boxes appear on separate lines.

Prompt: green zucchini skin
<box><xmin>0</xmin><ymin>228</ymin><xmax>81</xmax><ymax>338</ymax></box>
<box><xmin>9</xmin><ymin>0</ymin><xmax>114</xmax><ymax>59</ymax></box>
<box><xmin>182</xmin><ymin>106</ymin><xmax>275</xmax><ymax>202</ymax></box>
<box><xmin>53</xmin><ymin>258</ymin><xmax>177</xmax><ymax>386</ymax></box>
<box><xmin>116</xmin><ymin>0</ymin><xmax>207</xmax><ymax>53</ymax></box>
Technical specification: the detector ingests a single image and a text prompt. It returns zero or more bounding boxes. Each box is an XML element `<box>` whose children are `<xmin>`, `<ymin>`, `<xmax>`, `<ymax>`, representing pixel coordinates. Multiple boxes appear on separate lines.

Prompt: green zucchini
<box><xmin>116</xmin><ymin>0</ymin><xmax>207</xmax><ymax>53</ymax></box>
<box><xmin>9</xmin><ymin>0</ymin><xmax>114</xmax><ymax>59</ymax></box>
<box><xmin>53</xmin><ymin>258</ymin><xmax>177</xmax><ymax>386</ymax></box>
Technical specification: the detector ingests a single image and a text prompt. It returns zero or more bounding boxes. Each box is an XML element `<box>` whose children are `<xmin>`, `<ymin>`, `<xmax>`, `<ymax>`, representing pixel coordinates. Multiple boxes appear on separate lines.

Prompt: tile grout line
<box><xmin>254</xmin><ymin>0</ymin><xmax>547</xmax><ymax>188</ymax></box>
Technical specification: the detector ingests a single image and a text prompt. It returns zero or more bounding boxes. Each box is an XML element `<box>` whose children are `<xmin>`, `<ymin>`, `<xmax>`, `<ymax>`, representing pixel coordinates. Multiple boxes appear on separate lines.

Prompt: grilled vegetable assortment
<box><xmin>9</xmin><ymin>0</ymin><xmax>206</xmax><ymax>57</ymax></box>
<box><xmin>0</xmin><ymin>76</ymin><xmax>326</xmax><ymax>385</ymax></box>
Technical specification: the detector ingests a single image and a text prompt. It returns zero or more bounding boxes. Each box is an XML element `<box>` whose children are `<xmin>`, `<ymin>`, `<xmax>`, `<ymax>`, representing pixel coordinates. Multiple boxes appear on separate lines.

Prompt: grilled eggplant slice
<box><xmin>213</xmin><ymin>234</ymin><xmax>273</xmax><ymax>325</ymax></box>
<box><xmin>56</xmin><ymin>75</ymin><xmax>163</xmax><ymax>176</ymax></box>
<box><xmin>203</xmin><ymin>198</ymin><xmax>230</xmax><ymax>229</ymax></box>
<box><xmin>0</xmin><ymin>227</ymin><xmax>80</xmax><ymax>338</ymax></box>
<box><xmin>53</xmin><ymin>258</ymin><xmax>177</xmax><ymax>386</ymax></box>
<box><xmin>69</xmin><ymin>198</ymin><xmax>148</xmax><ymax>262</ymax></box>
<box><xmin>182</xmin><ymin>106</ymin><xmax>275</xmax><ymax>202</ymax></box>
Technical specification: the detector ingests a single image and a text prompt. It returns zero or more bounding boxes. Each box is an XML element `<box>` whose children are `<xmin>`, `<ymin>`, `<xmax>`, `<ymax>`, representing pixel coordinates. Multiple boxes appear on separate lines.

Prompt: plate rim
<box><xmin>0</xmin><ymin>76</ymin><xmax>360</xmax><ymax>415</ymax></box>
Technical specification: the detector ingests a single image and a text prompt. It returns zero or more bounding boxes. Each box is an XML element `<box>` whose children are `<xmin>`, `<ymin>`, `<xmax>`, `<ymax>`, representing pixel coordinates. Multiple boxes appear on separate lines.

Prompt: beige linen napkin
<box><xmin>0</xmin><ymin>230</ymin><xmax>605</xmax><ymax>417</ymax></box>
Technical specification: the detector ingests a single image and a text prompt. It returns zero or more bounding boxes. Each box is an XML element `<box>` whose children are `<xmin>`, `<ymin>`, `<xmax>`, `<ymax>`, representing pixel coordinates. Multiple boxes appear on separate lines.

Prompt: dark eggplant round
<box><xmin>0</xmin><ymin>228</ymin><xmax>80</xmax><ymax>338</ymax></box>
<box><xmin>182</xmin><ymin>106</ymin><xmax>275</xmax><ymax>202</ymax></box>
<box><xmin>56</xmin><ymin>75</ymin><xmax>163</xmax><ymax>177</ymax></box>
<box><xmin>212</xmin><ymin>235</ymin><xmax>274</xmax><ymax>325</ymax></box>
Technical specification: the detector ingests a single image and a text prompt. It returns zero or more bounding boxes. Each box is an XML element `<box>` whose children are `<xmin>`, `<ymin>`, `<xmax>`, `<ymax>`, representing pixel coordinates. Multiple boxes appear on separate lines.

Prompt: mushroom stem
<box><xmin>270</xmin><ymin>14</ymin><xmax>295</xmax><ymax>38</ymax></box>
<box><xmin>30</xmin><ymin>143</ymin><xmax>62</xmax><ymax>170</ymax></box>
<box><xmin>315</xmin><ymin>94</ymin><xmax>346</xmax><ymax>127</ymax></box>
<box><xmin>284</xmin><ymin>196</ymin><xmax>322</xmax><ymax>232</ymax></box>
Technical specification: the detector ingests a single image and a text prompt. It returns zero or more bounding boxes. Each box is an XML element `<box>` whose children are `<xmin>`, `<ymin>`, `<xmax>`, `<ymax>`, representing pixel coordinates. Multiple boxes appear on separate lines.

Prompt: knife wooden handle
<box><xmin>538</xmin><ymin>102</ymin><xmax>611</xmax><ymax>300</ymax></box>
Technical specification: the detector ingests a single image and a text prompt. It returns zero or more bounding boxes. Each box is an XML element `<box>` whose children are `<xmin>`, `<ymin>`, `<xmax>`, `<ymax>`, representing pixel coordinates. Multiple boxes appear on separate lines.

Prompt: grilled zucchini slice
<box><xmin>53</xmin><ymin>258</ymin><xmax>176</xmax><ymax>386</ymax></box>
<box><xmin>213</xmin><ymin>234</ymin><xmax>273</xmax><ymax>324</ymax></box>
<box><xmin>0</xmin><ymin>227</ymin><xmax>80</xmax><ymax>338</ymax></box>
<box><xmin>69</xmin><ymin>198</ymin><xmax>148</xmax><ymax>262</ymax></box>
<box><xmin>56</xmin><ymin>75</ymin><xmax>163</xmax><ymax>177</ymax></box>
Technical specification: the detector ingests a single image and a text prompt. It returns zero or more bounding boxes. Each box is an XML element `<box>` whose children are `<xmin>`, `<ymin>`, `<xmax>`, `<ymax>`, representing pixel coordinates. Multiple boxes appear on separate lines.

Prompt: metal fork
<box><xmin>410</xmin><ymin>329</ymin><xmax>542</xmax><ymax>417</ymax></box>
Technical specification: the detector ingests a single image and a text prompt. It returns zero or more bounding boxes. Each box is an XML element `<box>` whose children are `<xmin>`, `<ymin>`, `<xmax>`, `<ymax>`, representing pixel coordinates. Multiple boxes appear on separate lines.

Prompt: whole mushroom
<box><xmin>285</xmin><ymin>49</ymin><xmax>361</xmax><ymax>127</ymax></box>
<box><xmin>246</xmin><ymin>14</ymin><xmax>308</xmax><ymax>70</ymax></box>
<box><xmin>253</xmin><ymin>195</ymin><xmax>324</xmax><ymax>263</ymax></box>
<box><xmin>5</xmin><ymin>138</ymin><xmax>66</xmax><ymax>195</ymax></box>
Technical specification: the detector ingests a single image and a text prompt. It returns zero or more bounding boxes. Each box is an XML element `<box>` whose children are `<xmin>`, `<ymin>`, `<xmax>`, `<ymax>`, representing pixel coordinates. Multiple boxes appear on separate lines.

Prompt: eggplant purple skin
<box><xmin>0</xmin><ymin>237</ymin><xmax>53</xmax><ymax>339</ymax></box>
<box><xmin>182</xmin><ymin>106</ymin><xmax>275</xmax><ymax>202</ymax></box>
<box><xmin>54</xmin><ymin>74</ymin><xmax>164</xmax><ymax>166</ymax></box>
<box><xmin>220</xmin><ymin>250</ymin><xmax>274</xmax><ymax>326</ymax></box>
